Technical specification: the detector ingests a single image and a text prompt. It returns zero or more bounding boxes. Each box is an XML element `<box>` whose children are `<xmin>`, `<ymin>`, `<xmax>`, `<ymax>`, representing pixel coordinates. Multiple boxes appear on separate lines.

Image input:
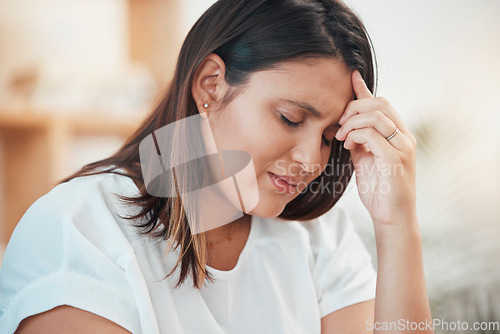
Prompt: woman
<box><xmin>0</xmin><ymin>0</ymin><xmax>433</xmax><ymax>333</ymax></box>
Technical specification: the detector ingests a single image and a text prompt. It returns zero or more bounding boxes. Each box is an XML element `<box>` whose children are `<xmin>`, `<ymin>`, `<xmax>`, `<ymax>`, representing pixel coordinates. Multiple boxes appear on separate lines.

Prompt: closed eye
<box><xmin>279</xmin><ymin>114</ymin><xmax>331</xmax><ymax>146</ymax></box>
<box><xmin>280</xmin><ymin>114</ymin><xmax>301</xmax><ymax>127</ymax></box>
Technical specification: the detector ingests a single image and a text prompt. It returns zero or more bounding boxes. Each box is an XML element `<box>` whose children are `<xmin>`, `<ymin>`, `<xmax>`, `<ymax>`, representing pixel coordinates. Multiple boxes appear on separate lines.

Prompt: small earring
<box><xmin>203</xmin><ymin>103</ymin><xmax>209</xmax><ymax>108</ymax></box>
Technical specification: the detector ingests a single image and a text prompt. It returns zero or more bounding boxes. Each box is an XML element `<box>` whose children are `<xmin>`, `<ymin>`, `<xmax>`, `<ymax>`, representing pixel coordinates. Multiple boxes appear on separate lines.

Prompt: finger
<box><xmin>343</xmin><ymin>128</ymin><xmax>399</xmax><ymax>162</ymax></box>
<box><xmin>339</xmin><ymin>97</ymin><xmax>408</xmax><ymax>135</ymax></box>
<box><xmin>335</xmin><ymin>110</ymin><xmax>409</xmax><ymax>151</ymax></box>
<box><xmin>352</xmin><ymin>70</ymin><xmax>373</xmax><ymax>99</ymax></box>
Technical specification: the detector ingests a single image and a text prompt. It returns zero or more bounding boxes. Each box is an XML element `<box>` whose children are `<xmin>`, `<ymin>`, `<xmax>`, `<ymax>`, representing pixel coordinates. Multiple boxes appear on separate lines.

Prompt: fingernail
<box><xmin>354</xmin><ymin>70</ymin><xmax>362</xmax><ymax>80</ymax></box>
<box><xmin>339</xmin><ymin>114</ymin><xmax>347</xmax><ymax>124</ymax></box>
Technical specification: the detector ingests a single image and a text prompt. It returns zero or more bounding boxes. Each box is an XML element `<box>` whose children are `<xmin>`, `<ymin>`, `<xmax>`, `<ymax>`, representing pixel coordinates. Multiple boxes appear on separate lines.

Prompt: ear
<box><xmin>191</xmin><ymin>53</ymin><xmax>230</xmax><ymax>119</ymax></box>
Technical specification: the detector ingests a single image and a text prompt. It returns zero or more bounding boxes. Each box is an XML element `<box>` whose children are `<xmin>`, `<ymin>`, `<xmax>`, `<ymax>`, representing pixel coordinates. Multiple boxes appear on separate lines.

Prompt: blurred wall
<box><xmin>0</xmin><ymin>0</ymin><xmax>129</xmax><ymax>107</ymax></box>
<box><xmin>0</xmin><ymin>0</ymin><xmax>156</xmax><ymax>253</ymax></box>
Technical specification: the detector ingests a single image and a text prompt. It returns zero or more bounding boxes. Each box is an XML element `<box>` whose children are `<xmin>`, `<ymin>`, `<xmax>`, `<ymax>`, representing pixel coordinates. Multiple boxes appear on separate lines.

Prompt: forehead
<box><xmin>245</xmin><ymin>57</ymin><xmax>354</xmax><ymax>118</ymax></box>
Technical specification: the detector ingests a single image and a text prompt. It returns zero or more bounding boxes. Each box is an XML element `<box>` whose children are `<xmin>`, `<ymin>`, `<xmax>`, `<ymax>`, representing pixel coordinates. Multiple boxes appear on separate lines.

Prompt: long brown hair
<box><xmin>59</xmin><ymin>0</ymin><xmax>377</xmax><ymax>289</ymax></box>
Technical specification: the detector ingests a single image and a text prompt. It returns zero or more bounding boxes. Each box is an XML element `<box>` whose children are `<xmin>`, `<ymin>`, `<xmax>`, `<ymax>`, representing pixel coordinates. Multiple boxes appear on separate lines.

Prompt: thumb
<box><xmin>352</xmin><ymin>70</ymin><xmax>373</xmax><ymax>99</ymax></box>
<box><xmin>349</xmin><ymin>142</ymin><xmax>370</xmax><ymax>163</ymax></box>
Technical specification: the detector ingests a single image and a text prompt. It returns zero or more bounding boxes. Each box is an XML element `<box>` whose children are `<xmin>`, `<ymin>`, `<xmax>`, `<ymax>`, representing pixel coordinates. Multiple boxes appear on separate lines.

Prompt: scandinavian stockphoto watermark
<box><xmin>366</xmin><ymin>318</ymin><xmax>500</xmax><ymax>332</ymax></box>
<box><xmin>275</xmin><ymin>159</ymin><xmax>405</xmax><ymax>196</ymax></box>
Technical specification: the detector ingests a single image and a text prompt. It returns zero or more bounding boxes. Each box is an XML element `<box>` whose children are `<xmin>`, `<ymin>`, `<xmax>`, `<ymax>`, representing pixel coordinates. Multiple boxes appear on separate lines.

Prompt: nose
<box><xmin>290</xmin><ymin>135</ymin><xmax>322</xmax><ymax>175</ymax></box>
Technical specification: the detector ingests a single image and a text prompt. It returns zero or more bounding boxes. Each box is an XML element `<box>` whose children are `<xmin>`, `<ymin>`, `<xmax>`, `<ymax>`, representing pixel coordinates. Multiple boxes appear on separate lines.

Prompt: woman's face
<box><xmin>199</xmin><ymin>57</ymin><xmax>354</xmax><ymax>218</ymax></box>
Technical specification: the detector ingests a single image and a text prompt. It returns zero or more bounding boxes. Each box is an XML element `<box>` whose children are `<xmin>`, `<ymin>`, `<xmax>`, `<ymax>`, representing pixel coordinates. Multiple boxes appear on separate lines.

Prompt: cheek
<box><xmin>211</xmin><ymin>104</ymin><xmax>281</xmax><ymax>156</ymax></box>
<box><xmin>208</xmin><ymin>99</ymin><xmax>303</xmax><ymax>188</ymax></box>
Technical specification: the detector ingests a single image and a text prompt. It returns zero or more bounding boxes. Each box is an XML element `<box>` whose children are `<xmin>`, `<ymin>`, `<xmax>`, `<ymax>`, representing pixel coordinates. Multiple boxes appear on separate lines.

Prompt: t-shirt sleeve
<box><xmin>0</xmin><ymin>185</ymin><xmax>141</xmax><ymax>334</ymax></box>
<box><xmin>309</xmin><ymin>203</ymin><xmax>377</xmax><ymax>318</ymax></box>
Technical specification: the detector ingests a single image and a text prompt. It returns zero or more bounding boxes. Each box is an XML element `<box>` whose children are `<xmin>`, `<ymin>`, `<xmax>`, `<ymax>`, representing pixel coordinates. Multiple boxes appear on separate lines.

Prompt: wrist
<box><xmin>373</xmin><ymin>214</ymin><xmax>422</xmax><ymax>248</ymax></box>
<box><xmin>372</xmin><ymin>208</ymin><xmax>419</xmax><ymax>230</ymax></box>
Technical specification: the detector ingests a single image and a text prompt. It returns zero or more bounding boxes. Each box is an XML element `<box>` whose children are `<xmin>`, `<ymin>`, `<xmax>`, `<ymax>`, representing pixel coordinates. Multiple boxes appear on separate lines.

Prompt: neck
<box><xmin>202</xmin><ymin>214</ymin><xmax>251</xmax><ymax>244</ymax></box>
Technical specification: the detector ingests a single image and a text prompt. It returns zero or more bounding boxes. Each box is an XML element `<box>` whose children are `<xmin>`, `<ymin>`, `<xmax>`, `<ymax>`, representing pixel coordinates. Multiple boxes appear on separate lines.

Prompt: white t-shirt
<box><xmin>0</xmin><ymin>171</ymin><xmax>377</xmax><ymax>334</ymax></box>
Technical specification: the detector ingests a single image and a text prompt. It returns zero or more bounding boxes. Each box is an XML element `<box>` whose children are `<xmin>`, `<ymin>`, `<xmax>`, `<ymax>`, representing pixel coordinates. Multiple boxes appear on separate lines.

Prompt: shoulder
<box><xmin>13</xmin><ymin>170</ymin><xmax>140</xmax><ymax>247</ymax></box>
<box><xmin>33</xmin><ymin>170</ymin><xmax>138</xmax><ymax>219</ymax></box>
<box><xmin>15</xmin><ymin>305</ymin><xmax>132</xmax><ymax>334</ymax></box>
<box><xmin>4</xmin><ymin>170</ymin><xmax>144</xmax><ymax>272</ymax></box>
<box><xmin>1</xmin><ymin>168</ymin><xmax>142</xmax><ymax>269</ymax></box>
<box><xmin>0</xmin><ymin>171</ymin><xmax>142</xmax><ymax>334</ymax></box>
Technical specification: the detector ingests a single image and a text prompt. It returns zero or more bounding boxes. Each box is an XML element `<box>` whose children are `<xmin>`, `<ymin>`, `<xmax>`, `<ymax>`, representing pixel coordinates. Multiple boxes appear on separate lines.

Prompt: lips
<box><xmin>268</xmin><ymin>172</ymin><xmax>301</xmax><ymax>186</ymax></box>
<box><xmin>268</xmin><ymin>172</ymin><xmax>297</xmax><ymax>195</ymax></box>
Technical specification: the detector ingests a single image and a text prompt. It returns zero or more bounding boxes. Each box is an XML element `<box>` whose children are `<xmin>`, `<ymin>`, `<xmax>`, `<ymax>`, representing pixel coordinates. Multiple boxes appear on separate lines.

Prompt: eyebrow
<box><xmin>280</xmin><ymin>98</ymin><xmax>341</xmax><ymax>127</ymax></box>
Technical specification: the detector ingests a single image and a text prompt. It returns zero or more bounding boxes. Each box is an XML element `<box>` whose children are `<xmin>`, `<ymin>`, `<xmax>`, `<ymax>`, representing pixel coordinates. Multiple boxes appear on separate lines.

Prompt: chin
<box><xmin>246</xmin><ymin>177</ymin><xmax>303</xmax><ymax>218</ymax></box>
<box><xmin>247</xmin><ymin>198</ymin><xmax>288</xmax><ymax>219</ymax></box>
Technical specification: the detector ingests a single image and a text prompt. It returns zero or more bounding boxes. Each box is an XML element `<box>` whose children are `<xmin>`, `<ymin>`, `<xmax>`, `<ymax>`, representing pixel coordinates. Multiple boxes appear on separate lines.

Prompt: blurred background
<box><xmin>0</xmin><ymin>0</ymin><xmax>499</xmax><ymax>332</ymax></box>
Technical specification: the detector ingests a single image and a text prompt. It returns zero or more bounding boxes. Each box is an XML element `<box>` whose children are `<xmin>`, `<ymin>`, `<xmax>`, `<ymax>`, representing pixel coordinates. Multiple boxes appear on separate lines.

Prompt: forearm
<box><xmin>372</xmin><ymin>215</ymin><xmax>433</xmax><ymax>334</ymax></box>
